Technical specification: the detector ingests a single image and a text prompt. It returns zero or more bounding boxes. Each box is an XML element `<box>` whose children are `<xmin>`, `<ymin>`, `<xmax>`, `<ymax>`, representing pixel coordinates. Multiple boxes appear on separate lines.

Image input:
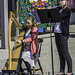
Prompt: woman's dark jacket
<box><xmin>60</xmin><ymin>7</ymin><xmax>71</xmax><ymax>38</ymax></box>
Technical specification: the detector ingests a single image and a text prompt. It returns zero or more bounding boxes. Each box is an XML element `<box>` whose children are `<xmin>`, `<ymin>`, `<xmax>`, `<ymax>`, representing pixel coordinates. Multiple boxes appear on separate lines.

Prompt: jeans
<box><xmin>55</xmin><ymin>33</ymin><xmax>72</xmax><ymax>73</ymax></box>
<box><xmin>20</xmin><ymin>59</ymin><xmax>32</xmax><ymax>75</ymax></box>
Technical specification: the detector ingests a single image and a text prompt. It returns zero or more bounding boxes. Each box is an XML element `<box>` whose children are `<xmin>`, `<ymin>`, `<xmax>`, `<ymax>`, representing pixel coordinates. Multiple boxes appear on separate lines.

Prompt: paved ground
<box><xmin>0</xmin><ymin>25</ymin><xmax>75</xmax><ymax>75</ymax></box>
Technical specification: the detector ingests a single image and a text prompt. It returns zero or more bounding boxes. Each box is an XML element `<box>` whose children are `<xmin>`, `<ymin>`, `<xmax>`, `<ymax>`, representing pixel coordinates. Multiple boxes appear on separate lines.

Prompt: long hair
<box><xmin>65</xmin><ymin>0</ymin><xmax>68</xmax><ymax>6</ymax></box>
<box><xmin>58</xmin><ymin>0</ymin><xmax>68</xmax><ymax>6</ymax></box>
<box><xmin>22</xmin><ymin>16</ymin><xmax>37</xmax><ymax>33</ymax></box>
<box><xmin>26</xmin><ymin>15</ymin><xmax>35</xmax><ymax>24</ymax></box>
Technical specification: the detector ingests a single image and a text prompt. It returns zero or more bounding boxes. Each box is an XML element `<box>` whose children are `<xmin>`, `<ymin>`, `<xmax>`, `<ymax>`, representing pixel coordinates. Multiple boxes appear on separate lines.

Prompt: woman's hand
<box><xmin>14</xmin><ymin>36</ymin><xmax>18</xmax><ymax>42</ymax></box>
<box><xmin>14</xmin><ymin>36</ymin><xmax>21</xmax><ymax>43</ymax></box>
<box><xmin>17</xmin><ymin>40</ymin><xmax>21</xmax><ymax>43</ymax></box>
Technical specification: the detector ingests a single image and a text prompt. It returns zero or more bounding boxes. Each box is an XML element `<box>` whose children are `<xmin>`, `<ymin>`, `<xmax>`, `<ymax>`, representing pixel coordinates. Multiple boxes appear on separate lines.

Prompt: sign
<box><xmin>67</xmin><ymin>0</ymin><xmax>73</xmax><ymax>7</ymax></box>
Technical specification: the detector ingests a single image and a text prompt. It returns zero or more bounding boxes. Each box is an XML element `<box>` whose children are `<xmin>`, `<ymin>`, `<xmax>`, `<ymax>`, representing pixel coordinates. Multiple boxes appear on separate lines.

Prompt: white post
<box><xmin>1</xmin><ymin>0</ymin><xmax>8</xmax><ymax>49</ymax></box>
<box><xmin>4</xmin><ymin>0</ymin><xmax>8</xmax><ymax>49</ymax></box>
<box><xmin>4</xmin><ymin>0</ymin><xmax>8</xmax><ymax>48</ymax></box>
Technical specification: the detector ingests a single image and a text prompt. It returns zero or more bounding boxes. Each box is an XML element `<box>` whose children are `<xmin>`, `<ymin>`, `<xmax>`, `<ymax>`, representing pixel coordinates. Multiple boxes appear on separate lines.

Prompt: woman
<box><xmin>14</xmin><ymin>16</ymin><xmax>39</xmax><ymax>75</ymax></box>
<box><xmin>54</xmin><ymin>0</ymin><xmax>73</xmax><ymax>75</ymax></box>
